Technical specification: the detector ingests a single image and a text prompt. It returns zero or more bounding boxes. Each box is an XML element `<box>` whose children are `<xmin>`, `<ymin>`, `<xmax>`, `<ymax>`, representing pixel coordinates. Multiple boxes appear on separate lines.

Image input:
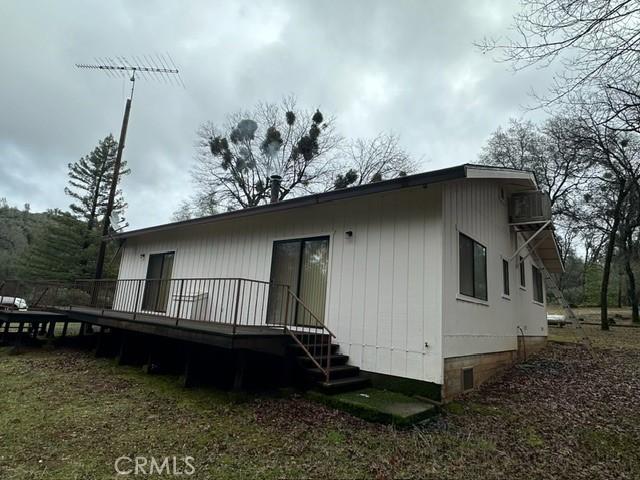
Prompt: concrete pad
<box><xmin>308</xmin><ymin>387</ymin><xmax>438</xmax><ymax>426</ymax></box>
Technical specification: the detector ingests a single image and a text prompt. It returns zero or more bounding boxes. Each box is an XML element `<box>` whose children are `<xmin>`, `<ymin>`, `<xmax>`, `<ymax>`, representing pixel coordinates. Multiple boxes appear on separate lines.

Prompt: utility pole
<box><xmin>76</xmin><ymin>56</ymin><xmax>184</xmax><ymax>279</ymax></box>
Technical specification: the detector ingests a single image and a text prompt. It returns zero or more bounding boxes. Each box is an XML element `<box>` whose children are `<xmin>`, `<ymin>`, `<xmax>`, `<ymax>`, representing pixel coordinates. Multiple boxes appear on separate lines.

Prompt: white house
<box><xmin>110</xmin><ymin>164</ymin><xmax>562</xmax><ymax>400</ymax></box>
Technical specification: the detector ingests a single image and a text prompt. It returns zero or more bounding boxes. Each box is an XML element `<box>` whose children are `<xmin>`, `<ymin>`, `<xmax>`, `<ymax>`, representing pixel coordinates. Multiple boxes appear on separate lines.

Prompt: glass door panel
<box><xmin>267</xmin><ymin>237</ymin><xmax>329</xmax><ymax>327</ymax></box>
<box><xmin>267</xmin><ymin>241</ymin><xmax>301</xmax><ymax>324</ymax></box>
<box><xmin>297</xmin><ymin>238</ymin><xmax>329</xmax><ymax>326</ymax></box>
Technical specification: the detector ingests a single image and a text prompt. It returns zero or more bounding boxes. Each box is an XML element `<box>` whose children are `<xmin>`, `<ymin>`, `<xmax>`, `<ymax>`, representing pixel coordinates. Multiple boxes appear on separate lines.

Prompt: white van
<box><xmin>0</xmin><ymin>296</ymin><xmax>28</xmax><ymax>311</ymax></box>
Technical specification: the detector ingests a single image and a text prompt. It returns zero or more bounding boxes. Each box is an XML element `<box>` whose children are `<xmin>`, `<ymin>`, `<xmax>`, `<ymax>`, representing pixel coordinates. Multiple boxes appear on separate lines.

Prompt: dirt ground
<box><xmin>0</xmin><ymin>324</ymin><xmax>638</xmax><ymax>479</ymax></box>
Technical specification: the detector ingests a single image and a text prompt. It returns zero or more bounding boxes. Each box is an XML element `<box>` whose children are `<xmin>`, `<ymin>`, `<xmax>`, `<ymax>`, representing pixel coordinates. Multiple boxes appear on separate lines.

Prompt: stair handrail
<box><xmin>283</xmin><ymin>287</ymin><xmax>335</xmax><ymax>383</ymax></box>
<box><xmin>287</xmin><ymin>292</ymin><xmax>336</xmax><ymax>337</ymax></box>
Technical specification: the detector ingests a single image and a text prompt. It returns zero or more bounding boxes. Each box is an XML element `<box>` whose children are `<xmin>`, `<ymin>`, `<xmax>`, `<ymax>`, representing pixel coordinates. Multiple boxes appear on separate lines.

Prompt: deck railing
<box><xmin>0</xmin><ymin>280</ymin><xmax>76</xmax><ymax>311</ymax></box>
<box><xmin>71</xmin><ymin>277</ymin><xmax>292</xmax><ymax>331</ymax></box>
<box><xmin>0</xmin><ymin>277</ymin><xmax>336</xmax><ymax>382</ymax></box>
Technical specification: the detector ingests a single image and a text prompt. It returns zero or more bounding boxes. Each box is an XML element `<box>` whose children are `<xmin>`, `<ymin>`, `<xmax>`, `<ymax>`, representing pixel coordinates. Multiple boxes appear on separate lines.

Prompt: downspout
<box><xmin>517</xmin><ymin>326</ymin><xmax>527</xmax><ymax>361</ymax></box>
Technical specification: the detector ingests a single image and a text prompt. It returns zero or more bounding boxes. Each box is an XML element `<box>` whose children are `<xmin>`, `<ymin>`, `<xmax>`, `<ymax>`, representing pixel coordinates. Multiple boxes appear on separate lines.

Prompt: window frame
<box><xmin>457</xmin><ymin>232</ymin><xmax>488</xmax><ymax>303</ymax></box>
<box><xmin>519</xmin><ymin>255</ymin><xmax>526</xmax><ymax>289</ymax></box>
<box><xmin>502</xmin><ymin>258</ymin><xmax>510</xmax><ymax>299</ymax></box>
<box><xmin>141</xmin><ymin>250</ymin><xmax>175</xmax><ymax>313</ymax></box>
<box><xmin>267</xmin><ymin>235</ymin><xmax>331</xmax><ymax>326</ymax></box>
<box><xmin>531</xmin><ymin>264</ymin><xmax>544</xmax><ymax>304</ymax></box>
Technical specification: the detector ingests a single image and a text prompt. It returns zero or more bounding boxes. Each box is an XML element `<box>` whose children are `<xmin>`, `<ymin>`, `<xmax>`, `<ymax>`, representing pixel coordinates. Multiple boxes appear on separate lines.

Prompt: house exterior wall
<box><xmin>440</xmin><ymin>179</ymin><xmax>547</xmax><ymax>397</ymax></box>
<box><xmin>117</xmin><ymin>186</ymin><xmax>445</xmax><ymax>384</ymax></box>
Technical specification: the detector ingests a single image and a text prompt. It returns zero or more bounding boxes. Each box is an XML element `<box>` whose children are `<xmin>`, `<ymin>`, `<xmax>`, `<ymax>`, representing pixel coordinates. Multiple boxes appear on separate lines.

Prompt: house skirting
<box><xmin>443</xmin><ymin>336</ymin><xmax>547</xmax><ymax>400</ymax></box>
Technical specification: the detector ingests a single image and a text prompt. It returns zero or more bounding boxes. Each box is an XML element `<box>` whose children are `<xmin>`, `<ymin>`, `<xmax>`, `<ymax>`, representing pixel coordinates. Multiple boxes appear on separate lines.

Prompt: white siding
<box><xmin>441</xmin><ymin>179</ymin><xmax>547</xmax><ymax>359</ymax></box>
<box><xmin>118</xmin><ymin>186</ymin><xmax>445</xmax><ymax>384</ymax></box>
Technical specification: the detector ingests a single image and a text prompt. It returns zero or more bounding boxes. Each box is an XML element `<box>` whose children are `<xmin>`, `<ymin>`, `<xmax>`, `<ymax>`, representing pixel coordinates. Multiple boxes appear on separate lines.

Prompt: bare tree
<box><xmin>571</xmin><ymin>107</ymin><xmax>640</xmax><ymax>329</ymax></box>
<box><xmin>192</xmin><ymin>96</ymin><xmax>342</xmax><ymax>210</ymax></box>
<box><xmin>479</xmin><ymin>117</ymin><xmax>589</xmax><ymax>217</ymax></box>
<box><xmin>333</xmin><ymin>133</ymin><xmax>416</xmax><ymax>189</ymax></box>
<box><xmin>617</xmin><ymin>179</ymin><xmax>640</xmax><ymax>322</ymax></box>
<box><xmin>478</xmin><ymin>0</ymin><xmax>640</xmax><ymax>132</ymax></box>
<box><xmin>171</xmin><ymin>191</ymin><xmax>219</xmax><ymax>222</ymax></box>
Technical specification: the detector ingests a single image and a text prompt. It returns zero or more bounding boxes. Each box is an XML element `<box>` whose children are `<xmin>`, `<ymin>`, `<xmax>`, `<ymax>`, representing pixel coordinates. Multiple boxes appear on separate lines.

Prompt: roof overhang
<box><xmin>113</xmin><ymin>163</ymin><xmax>540</xmax><ymax>241</ymax></box>
<box><xmin>515</xmin><ymin>225</ymin><xmax>565</xmax><ymax>273</ymax></box>
<box><xmin>465</xmin><ymin>165</ymin><xmax>537</xmax><ymax>189</ymax></box>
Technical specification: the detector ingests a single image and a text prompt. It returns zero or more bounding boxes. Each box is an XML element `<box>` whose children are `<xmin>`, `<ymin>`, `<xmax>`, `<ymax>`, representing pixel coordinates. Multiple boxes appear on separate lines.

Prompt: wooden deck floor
<box><xmin>66</xmin><ymin>306</ymin><xmax>285</xmax><ymax>336</ymax></box>
<box><xmin>57</xmin><ymin>306</ymin><xmax>291</xmax><ymax>355</ymax></box>
<box><xmin>0</xmin><ymin>310</ymin><xmax>67</xmax><ymax>321</ymax></box>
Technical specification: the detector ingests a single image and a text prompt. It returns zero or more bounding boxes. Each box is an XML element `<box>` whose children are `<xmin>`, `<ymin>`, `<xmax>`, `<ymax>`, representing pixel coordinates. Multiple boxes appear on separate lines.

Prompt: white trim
<box><xmin>500</xmin><ymin>254</ymin><xmax>511</xmax><ymax>299</ymax></box>
<box><xmin>518</xmin><ymin>254</ymin><xmax>527</xmax><ymax>289</ymax></box>
<box><xmin>456</xmin><ymin>293</ymin><xmax>490</xmax><ymax>307</ymax></box>
<box><xmin>139</xmin><ymin>249</ymin><xmax>177</xmax><ymax>314</ymax></box>
<box><xmin>455</xmin><ymin>226</ymin><xmax>490</xmax><ymax>304</ymax></box>
<box><xmin>271</xmin><ymin>231</ymin><xmax>334</xmax><ymax>243</ymax></box>
<box><xmin>455</xmin><ymin>224</ymin><xmax>486</xmax><ymax>246</ymax></box>
<box><xmin>465</xmin><ymin>166</ymin><xmax>537</xmax><ymax>188</ymax></box>
<box><xmin>267</xmin><ymin>232</ymin><xmax>334</xmax><ymax>325</ymax></box>
<box><xmin>532</xmin><ymin>300</ymin><xmax>545</xmax><ymax>307</ymax></box>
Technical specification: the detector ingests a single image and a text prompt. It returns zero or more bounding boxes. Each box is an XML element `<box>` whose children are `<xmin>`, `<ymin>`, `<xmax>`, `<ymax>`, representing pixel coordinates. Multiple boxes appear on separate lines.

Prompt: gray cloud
<box><xmin>0</xmin><ymin>0</ymin><xmax>555</xmax><ymax>228</ymax></box>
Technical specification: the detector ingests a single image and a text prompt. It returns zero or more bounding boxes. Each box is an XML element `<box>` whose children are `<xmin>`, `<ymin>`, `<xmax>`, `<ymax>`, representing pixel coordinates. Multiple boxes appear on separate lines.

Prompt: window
<box><xmin>459</xmin><ymin>233</ymin><xmax>487</xmax><ymax>301</ymax></box>
<box><xmin>141</xmin><ymin>251</ymin><xmax>175</xmax><ymax>312</ymax></box>
<box><xmin>532</xmin><ymin>265</ymin><xmax>544</xmax><ymax>303</ymax></box>
<box><xmin>519</xmin><ymin>256</ymin><xmax>526</xmax><ymax>288</ymax></box>
<box><xmin>502</xmin><ymin>259</ymin><xmax>510</xmax><ymax>296</ymax></box>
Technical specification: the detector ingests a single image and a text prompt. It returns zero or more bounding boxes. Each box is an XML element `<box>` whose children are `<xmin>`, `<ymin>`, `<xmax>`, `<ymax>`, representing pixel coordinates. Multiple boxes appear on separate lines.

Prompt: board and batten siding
<box><xmin>117</xmin><ymin>186</ymin><xmax>445</xmax><ymax>384</ymax></box>
<box><xmin>441</xmin><ymin>179</ymin><xmax>547</xmax><ymax>359</ymax></box>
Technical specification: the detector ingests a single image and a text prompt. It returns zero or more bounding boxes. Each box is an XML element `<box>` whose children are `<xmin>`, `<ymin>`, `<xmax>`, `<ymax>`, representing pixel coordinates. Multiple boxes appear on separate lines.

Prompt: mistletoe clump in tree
<box><xmin>190</xmin><ymin>96</ymin><xmax>341</xmax><ymax>211</ymax></box>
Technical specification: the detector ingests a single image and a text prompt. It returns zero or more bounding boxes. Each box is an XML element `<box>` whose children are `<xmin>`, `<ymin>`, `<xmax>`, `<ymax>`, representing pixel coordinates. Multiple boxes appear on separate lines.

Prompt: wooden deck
<box><xmin>58</xmin><ymin>306</ymin><xmax>291</xmax><ymax>355</ymax></box>
<box><xmin>0</xmin><ymin>309</ymin><xmax>69</xmax><ymax>340</ymax></box>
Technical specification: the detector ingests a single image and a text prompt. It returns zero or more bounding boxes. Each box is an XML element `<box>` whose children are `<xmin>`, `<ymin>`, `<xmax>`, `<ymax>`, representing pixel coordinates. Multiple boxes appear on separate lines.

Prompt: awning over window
<box><xmin>515</xmin><ymin>225</ymin><xmax>564</xmax><ymax>273</ymax></box>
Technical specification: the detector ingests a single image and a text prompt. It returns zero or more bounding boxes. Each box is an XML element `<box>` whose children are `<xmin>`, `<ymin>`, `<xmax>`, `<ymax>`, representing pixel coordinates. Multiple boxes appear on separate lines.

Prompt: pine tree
<box><xmin>17</xmin><ymin>210</ymin><xmax>97</xmax><ymax>281</ymax></box>
<box><xmin>64</xmin><ymin>134</ymin><xmax>130</xmax><ymax>230</ymax></box>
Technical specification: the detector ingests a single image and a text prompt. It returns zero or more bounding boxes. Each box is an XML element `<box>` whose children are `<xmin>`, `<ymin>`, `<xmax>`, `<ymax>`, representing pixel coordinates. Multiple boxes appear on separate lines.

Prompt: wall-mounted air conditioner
<box><xmin>509</xmin><ymin>191</ymin><xmax>551</xmax><ymax>224</ymax></box>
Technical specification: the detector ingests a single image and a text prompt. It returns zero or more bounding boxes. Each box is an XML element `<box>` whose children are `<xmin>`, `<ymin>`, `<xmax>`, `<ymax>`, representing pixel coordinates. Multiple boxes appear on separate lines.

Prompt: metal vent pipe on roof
<box><xmin>270</xmin><ymin>175</ymin><xmax>282</xmax><ymax>204</ymax></box>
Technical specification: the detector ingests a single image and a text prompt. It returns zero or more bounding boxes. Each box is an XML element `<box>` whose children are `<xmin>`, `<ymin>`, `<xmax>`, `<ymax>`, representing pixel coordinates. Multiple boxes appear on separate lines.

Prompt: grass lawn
<box><xmin>1</xmin><ymin>325</ymin><xmax>639</xmax><ymax>479</ymax></box>
<box><xmin>547</xmin><ymin>305</ymin><xmax>639</xmax><ymax>325</ymax></box>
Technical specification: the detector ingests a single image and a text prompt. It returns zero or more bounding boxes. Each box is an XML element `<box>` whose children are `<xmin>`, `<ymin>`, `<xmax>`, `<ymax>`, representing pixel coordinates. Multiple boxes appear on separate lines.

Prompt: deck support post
<box><xmin>143</xmin><ymin>340</ymin><xmax>162</xmax><ymax>374</ymax></box>
<box><xmin>39</xmin><ymin>321</ymin><xmax>47</xmax><ymax>336</ymax></box>
<box><xmin>181</xmin><ymin>349</ymin><xmax>197</xmax><ymax>388</ymax></box>
<box><xmin>232</xmin><ymin>350</ymin><xmax>247</xmax><ymax>391</ymax></box>
<box><xmin>117</xmin><ymin>332</ymin><xmax>135</xmax><ymax>365</ymax></box>
<box><xmin>94</xmin><ymin>326</ymin><xmax>108</xmax><ymax>358</ymax></box>
<box><xmin>61</xmin><ymin>321</ymin><xmax>69</xmax><ymax>337</ymax></box>
<box><xmin>1</xmin><ymin>320</ymin><xmax>9</xmax><ymax>344</ymax></box>
<box><xmin>46</xmin><ymin>320</ymin><xmax>57</xmax><ymax>338</ymax></box>
<box><xmin>78</xmin><ymin>322</ymin><xmax>86</xmax><ymax>337</ymax></box>
<box><xmin>12</xmin><ymin>321</ymin><xmax>25</xmax><ymax>352</ymax></box>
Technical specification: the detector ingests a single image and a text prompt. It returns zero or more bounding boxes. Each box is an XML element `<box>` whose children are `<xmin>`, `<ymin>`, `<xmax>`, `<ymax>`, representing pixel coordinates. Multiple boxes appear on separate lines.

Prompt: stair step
<box><xmin>306</xmin><ymin>364</ymin><xmax>360</xmax><ymax>380</ymax></box>
<box><xmin>288</xmin><ymin>342</ymin><xmax>339</xmax><ymax>353</ymax></box>
<box><xmin>297</xmin><ymin>354</ymin><xmax>349</xmax><ymax>366</ymax></box>
<box><xmin>293</xmin><ymin>333</ymin><xmax>332</xmax><ymax>343</ymax></box>
<box><xmin>316</xmin><ymin>376</ymin><xmax>371</xmax><ymax>394</ymax></box>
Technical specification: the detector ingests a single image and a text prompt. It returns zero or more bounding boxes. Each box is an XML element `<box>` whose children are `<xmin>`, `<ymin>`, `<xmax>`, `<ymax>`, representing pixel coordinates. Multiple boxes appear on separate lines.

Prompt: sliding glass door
<box><xmin>267</xmin><ymin>236</ymin><xmax>329</xmax><ymax>326</ymax></box>
<box><xmin>141</xmin><ymin>251</ymin><xmax>174</xmax><ymax>312</ymax></box>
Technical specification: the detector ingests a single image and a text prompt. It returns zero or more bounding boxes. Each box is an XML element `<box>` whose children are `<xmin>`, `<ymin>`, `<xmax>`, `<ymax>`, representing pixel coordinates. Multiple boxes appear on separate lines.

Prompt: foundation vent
<box><xmin>462</xmin><ymin>367</ymin><xmax>474</xmax><ymax>391</ymax></box>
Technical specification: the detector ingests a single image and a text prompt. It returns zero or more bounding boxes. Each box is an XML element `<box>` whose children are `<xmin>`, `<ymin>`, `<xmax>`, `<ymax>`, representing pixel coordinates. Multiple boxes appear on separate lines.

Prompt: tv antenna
<box><xmin>76</xmin><ymin>55</ymin><xmax>184</xmax><ymax>279</ymax></box>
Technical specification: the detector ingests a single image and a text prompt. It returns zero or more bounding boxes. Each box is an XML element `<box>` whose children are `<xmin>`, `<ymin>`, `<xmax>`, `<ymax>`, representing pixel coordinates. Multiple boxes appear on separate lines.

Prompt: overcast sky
<box><xmin>0</xmin><ymin>1</ymin><xmax>554</xmax><ymax>229</ymax></box>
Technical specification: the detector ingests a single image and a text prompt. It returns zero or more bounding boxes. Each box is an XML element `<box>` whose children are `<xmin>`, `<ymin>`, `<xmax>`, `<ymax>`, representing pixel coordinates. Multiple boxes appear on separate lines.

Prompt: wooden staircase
<box><xmin>288</xmin><ymin>335</ymin><xmax>370</xmax><ymax>393</ymax></box>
